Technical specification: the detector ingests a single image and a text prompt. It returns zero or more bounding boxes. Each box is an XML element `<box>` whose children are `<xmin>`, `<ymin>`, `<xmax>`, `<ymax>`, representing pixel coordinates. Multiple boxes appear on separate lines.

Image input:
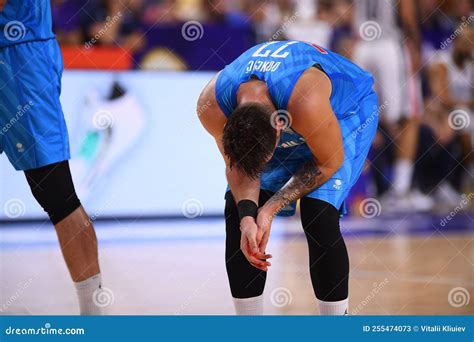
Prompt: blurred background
<box><xmin>0</xmin><ymin>0</ymin><xmax>472</xmax><ymax>315</ymax></box>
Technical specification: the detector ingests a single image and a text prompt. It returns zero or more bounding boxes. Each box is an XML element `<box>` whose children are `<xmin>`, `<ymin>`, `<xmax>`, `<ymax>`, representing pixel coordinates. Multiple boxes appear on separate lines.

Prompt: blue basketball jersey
<box><xmin>0</xmin><ymin>0</ymin><xmax>54</xmax><ymax>48</ymax></box>
<box><xmin>216</xmin><ymin>41</ymin><xmax>378</xmax><ymax>215</ymax></box>
<box><xmin>216</xmin><ymin>40</ymin><xmax>374</xmax><ymax>120</ymax></box>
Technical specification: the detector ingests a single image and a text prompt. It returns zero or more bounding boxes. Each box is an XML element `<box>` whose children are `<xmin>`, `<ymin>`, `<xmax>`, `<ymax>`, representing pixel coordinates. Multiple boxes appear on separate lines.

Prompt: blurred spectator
<box><xmin>202</xmin><ymin>0</ymin><xmax>250</xmax><ymax>27</ymax></box>
<box><xmin>142</xmin><ymin>0</ymin><xmax>180</xmax><ymax>24</ymax></box>
<box><xmin>421</xmin><ymin>28</ymin><xmax>474</xmax><ymax>200</ymax></box>
<box><xmin>49</xmin><ymin>0</ymin><xmax>473</xmax><ymax>213</ymax></box>
<box><xmin>419</xmin><ymin>0</ymin><xmax>456</xmax><ymax>60</ymax></box>
<box><xmin>52</xmin><ymin>0</ymin><xmax>84</xmax><ymax>45</ymax></box>
<box><xmin>80</xmin><ymin>0</ymin><xmax>146</xmax><ymax>52</ymax></box>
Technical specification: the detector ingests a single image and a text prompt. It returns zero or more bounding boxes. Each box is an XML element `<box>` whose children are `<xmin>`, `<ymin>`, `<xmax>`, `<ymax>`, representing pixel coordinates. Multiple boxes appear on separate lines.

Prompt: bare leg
<box><xmin>396</xmin><ymin>117</ymin><xmax>420</xmax><ymax>162</ymax></box>
<box><xmin>25</xmin><ymin>161</ymin><xmax>105</xmax><ymax>314</ymax></box>
<box><xmin>392</xmin><ymin>117</ymin><xmax>420</xmax><ymax>196</ymax></box>
<box><xmin>54</xmin><ymin>206</ymin><xmax>100</xmax><ymax>282</ymax></box>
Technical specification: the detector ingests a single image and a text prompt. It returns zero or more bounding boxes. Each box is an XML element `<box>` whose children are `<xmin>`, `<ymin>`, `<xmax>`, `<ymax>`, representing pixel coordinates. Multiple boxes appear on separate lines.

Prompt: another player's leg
<box><xmin>224</xmin><ymin>190</ymin><xmax>272</xmax><ymax>315</ymax></box>
<box><xmin>24</xmin><ymin>161</ymin><xmax>104</xmax><ymax>315</ymax></box>
<box><xmin>300</xmin><ymin>198</ymin><xmax>349</xmax><ymax>315</ymax></box>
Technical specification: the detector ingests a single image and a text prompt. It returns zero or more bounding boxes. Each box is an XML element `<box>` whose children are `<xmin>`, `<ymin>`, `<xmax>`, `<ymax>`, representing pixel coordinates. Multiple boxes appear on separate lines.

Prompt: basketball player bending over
<box><xmin>0</xmin><ymin>0</ymin><xmax>104</xmax><ymax>314</ymax></box>
<box><xmin>198</xmin><ymin>41</ymin><xmax>378</xmax><ymax>315</ymax></box>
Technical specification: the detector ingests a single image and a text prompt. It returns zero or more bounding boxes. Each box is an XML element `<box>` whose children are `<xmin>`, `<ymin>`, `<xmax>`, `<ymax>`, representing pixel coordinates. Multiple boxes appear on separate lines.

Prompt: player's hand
<box><xmin>256</xmin><ymin>206</ymin><xmax>274</xmax><ymax>256</ymax></box>
<box><xmin>240</xmin><ymin>216</ymin><xmax>272</xmax><ymax>271</ymax></box>
<box><xmin>0</xmin><ymin>0</ymin><xmax>7</xmax><ymax>11</ymax></box>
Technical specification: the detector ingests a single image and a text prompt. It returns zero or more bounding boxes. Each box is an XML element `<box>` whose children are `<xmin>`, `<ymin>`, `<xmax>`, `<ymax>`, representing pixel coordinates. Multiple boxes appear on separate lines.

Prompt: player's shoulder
<box><xmin>289</xmin><ymin>67</ymin><xmax>332</xmax><ymax>111</ymax></box>
<box><xmin>197</xmin><ymin>72</ymin><xmax>227</xmax><ymax>137</ymax></box>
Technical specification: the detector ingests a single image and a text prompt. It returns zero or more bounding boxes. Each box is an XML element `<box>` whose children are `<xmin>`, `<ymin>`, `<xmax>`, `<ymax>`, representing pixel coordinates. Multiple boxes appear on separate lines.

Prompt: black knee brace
<box><xmin>300</xmin><ymin>198</ymin><xmax>349</xmax><ymax>301</ymax></box>
<box><xmin>24</xmin><ymin>161</ymin><xmax>81</xmax><ymax>225</ymax></box>
<box><xmin>224</xmin><ymin>190</ymin><xmax>273</xmax><ymax>298</ymax></box>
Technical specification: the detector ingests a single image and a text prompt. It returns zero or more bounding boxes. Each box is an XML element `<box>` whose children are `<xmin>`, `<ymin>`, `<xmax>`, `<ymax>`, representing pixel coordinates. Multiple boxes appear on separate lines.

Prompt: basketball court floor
<box><xmin>0</xmin><ymin>214</ymin><xmax>472</xmax><ymax>315</ymax></box>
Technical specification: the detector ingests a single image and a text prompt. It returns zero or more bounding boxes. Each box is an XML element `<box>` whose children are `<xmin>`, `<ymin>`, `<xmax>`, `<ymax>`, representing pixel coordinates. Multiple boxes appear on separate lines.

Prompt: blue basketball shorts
<box><xmin>260</xmin><ymin>91</ymin><xmax>379</xmax><ymax>216</ymax></box>
<box><xmin>0</xmin><ymin>38</ymin><xmax>70</xmax><ymax>171</ymax></box>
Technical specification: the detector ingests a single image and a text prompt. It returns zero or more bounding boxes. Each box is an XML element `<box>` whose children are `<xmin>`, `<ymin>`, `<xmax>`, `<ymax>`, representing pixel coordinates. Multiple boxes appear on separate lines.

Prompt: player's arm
<box><xmin>261</xmin><ymin>71</ymin><xmax>344</xmax><ymax>216</ymax></box>
<box><xmin>0</xmin><ymin>0</ymin><xmax>7</xmax><ymax>11</ymax></box>
<box><xmin>197</xmin><ymin>74</ymin><xmax>261</xmax><ymax>204</ymax></box>
<box><xmin>197</xmin><ymin>75</ymin><xmax>271</xmax><ymax>271</ymax></box>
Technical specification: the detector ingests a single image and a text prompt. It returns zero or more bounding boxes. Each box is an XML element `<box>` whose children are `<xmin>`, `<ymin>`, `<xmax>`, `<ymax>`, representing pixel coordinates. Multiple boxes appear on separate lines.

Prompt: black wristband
<box><xmin>237</xmin><ymin>200</ymin><xmax>258</xmax><ymax>220</ymax></box>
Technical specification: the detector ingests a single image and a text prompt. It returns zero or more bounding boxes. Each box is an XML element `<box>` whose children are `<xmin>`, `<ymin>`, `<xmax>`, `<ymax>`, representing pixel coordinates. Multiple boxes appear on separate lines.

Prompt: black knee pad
<box><xmin>24</xmin><ymin>161</ymin><xmax>81</xmax><ymax>225</ymax></box>
<box><xmin>300</xmin><ymin>198</ymin><xmax>349</xmax><ymax>301</ymax></box>
<box><xmin>224</xmin><ymin>190</ymin><xmax>273</xmax><ymax>298</ymax></box>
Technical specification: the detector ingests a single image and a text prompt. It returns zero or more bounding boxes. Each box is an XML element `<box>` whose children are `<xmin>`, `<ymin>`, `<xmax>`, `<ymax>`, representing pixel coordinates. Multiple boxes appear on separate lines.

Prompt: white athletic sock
<box><xmin>392</xmin><ymin>159</ymin><xmax>413</xmax><ymax>196</ymax></box>
<box><xmin>317</xmin><ymin>298</ymin><xmax>349</xmax><ymax>315</ymax></box>
<box><xmin>74</xmin><ymin>273</ymin><xmax>104</xmax><ymax>315</ymax></box>
<box><xmin>233</xmin><ymin>295</ymin><xmax>263</xmax><ymax>315</ymax></box>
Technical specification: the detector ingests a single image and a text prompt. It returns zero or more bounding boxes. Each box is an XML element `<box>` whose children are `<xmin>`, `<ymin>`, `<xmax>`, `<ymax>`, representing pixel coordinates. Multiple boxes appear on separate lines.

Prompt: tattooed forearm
<box><xmin>265</xmin><ymin>158</ymin><xmax>326</xmax><ymax>213</ymax></box>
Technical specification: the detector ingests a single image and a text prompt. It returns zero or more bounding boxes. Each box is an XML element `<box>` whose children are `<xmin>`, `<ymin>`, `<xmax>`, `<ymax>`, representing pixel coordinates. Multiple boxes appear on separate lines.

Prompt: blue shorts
<box><xmin>0</xmin><ymin>38</ymin><xmax>70</xmax><ymax>171</ymax></box>
<box><xmin>260</xmin><ymin>91</ymin><xmax>379</xmax><ymax>216</ymax></box>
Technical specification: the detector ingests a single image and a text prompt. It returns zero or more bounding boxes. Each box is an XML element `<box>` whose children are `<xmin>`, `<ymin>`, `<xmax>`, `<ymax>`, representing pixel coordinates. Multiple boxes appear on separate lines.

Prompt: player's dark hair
<box><xmin>223</xmin><ymin>103</ymin><xmax>276</xmax><ymax>179</ymax></box>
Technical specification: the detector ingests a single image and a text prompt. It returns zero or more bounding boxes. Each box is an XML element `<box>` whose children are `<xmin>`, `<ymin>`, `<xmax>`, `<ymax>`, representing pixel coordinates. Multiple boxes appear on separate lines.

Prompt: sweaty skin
<box><xmin>198</xmin><ymin>67</ymin><xmax>344</xmax><ymax>270</ymax></box>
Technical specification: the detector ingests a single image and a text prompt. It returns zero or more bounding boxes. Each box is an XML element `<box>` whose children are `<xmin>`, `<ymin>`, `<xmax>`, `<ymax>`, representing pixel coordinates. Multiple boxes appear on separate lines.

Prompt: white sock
<box><xmin>233</xmin><ymin>295</ymin><xmax>263</xmax><ymax>315</ymax></box>
<box><xmin>317</xmin><ymin>298</ymin><xmax>349</xmax><ymax>315</ymax></box>
<box><xmin>74</xmin><ymin>273</ymin><xmax>104</xmax><ymax>315</ymax></box>
<box><xmin>392</xmin><ymin>159</ymin><xmax>413</xmax><ymax>195</ymax></box>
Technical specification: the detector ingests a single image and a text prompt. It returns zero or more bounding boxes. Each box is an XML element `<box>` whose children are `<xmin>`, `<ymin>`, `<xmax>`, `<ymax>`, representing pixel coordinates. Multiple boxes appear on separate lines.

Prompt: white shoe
<box><xmin>435</xmin><ymin>182</ymin><xmax>463</xmax><ymax>208</ymax></box>
<box><xmin>380</xmin><ymin>191</ymin><xmax>413</xmax><ymax>213</ymax></box>
<box><xmin>407</xmin><ymin>189</ymin><xmax>435</xmax><ymax>212</ymax></box>
<box><xmin>380</xmin><ymin>189</ymin><xmax>434</xmax><ymax>213</ymax></box>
